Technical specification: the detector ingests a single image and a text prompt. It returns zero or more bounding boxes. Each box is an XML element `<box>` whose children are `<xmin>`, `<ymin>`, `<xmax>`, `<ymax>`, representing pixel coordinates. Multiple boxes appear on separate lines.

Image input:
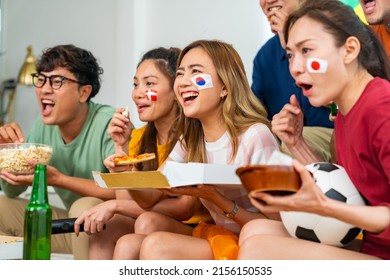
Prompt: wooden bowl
<box><xmin>236</xmin><ymin>165</ymin><xmax>301</xmax><ymax>196</ymax></box>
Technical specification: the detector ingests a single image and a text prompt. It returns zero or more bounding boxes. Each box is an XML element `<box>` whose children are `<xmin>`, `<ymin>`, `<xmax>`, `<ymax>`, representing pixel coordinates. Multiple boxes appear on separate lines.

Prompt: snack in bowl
<box><xmin>236</xmin><ymin>165</ymin><xmax>301</xmax><ymax>196</ymax></box>
<box><xmin>0</xmin><ymin>143</ymin><xmax>53</xmax><ymax>174</ymax></box>
<box><xmin>113</xmin><ymin>152</ymin><xmax>156</xmax><ymax>166</ymax></box>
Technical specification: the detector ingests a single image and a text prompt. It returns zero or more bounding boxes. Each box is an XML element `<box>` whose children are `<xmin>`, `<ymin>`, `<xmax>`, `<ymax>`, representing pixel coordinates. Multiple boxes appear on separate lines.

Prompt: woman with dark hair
<box><xmin>75</xmin><ymin>47</ymin><xmax>203</xmax><ymax>259</ymax></box>
<box><xmin>238</xmin><ymin>0</ymin><xmax>390</xmax><ymax>260</ymax></box>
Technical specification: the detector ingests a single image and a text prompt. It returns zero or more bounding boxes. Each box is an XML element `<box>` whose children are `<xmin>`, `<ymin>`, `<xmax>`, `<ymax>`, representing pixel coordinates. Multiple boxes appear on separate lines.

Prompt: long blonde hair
<box><xmin>176</xmin><ymin>39</ymin><xmax>272</xmax><ymax>163</ymax></box>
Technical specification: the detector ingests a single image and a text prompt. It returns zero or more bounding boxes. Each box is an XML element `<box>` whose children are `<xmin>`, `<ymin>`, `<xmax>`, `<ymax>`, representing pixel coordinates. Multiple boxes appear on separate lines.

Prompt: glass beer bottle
<box><xmin>23</xmin><ymin>164</ymin><xmax>52</xmax><ymax>260</ymax></box>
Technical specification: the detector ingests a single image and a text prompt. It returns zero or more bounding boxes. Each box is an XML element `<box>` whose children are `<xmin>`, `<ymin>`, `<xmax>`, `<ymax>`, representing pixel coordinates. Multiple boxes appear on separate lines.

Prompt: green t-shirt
<box><xmin>0</xmin><ymin>101</ymin><xmax>115</xmax><ymax>210</ymax></box>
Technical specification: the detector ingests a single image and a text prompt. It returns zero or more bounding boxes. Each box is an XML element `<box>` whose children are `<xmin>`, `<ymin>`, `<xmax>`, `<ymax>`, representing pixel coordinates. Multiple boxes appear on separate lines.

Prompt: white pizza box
<box><xmin>93</xmin><ymin>161</ymin><xmax>242</xmax><ymax>190</ymax></box>
<box><xmin>0</xmin><ymin>235</ymin><xmax>23</xmax><ymax>260</ymax></box>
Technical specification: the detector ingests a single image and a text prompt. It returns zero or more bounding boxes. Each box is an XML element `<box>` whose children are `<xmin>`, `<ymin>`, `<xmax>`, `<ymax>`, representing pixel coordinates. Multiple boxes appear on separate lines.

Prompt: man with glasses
<box><xmin>31</xmin><ymin>73</ymin><xmax>87</xmax><ymax>90</ymax></box>
<box><xmin>0</xmin><ymin>44</ymin><xmax>117</xmax><ymax>259</ymax></box>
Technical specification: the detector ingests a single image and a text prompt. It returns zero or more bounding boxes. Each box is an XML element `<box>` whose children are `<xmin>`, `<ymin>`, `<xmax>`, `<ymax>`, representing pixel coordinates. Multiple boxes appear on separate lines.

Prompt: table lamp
<box><xmin>7</xmin><ymin>45</ymin><xmax>37</xmax><ymax>121</ymax></box>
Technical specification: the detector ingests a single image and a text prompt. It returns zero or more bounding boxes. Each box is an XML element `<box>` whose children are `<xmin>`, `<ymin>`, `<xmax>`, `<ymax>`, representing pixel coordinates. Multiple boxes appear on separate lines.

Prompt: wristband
<box><xmin>224</xmin><ymin>201</ymin><xmax>239</xmax><ymax>219</ymax></box>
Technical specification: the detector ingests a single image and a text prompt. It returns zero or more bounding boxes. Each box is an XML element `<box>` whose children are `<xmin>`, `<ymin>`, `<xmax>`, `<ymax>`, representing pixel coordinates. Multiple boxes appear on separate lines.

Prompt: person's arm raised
<box><xmin>272</xmin><ymin>95</ymin><xmax>324</xmax><ymax>164</ymax></box>
<box><xmin>108</xmin><ymin>108</ymin><xmax>132</xmax><ymax>154</ymax></box>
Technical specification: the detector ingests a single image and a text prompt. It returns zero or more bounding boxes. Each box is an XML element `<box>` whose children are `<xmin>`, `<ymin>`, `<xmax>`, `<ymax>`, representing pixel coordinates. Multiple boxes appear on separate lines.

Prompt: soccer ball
<box><xmin>280</xmin><ymin>162</ymin><xmax>366</xmax><ymax>247</ymax></box>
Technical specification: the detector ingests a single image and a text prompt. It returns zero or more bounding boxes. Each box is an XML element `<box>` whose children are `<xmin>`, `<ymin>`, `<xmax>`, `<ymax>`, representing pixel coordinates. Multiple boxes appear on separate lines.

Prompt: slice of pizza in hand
<box><xmin>114</xmin><ymin>153</ymin><xmax>156</xmax><ymax>166</ymax></box>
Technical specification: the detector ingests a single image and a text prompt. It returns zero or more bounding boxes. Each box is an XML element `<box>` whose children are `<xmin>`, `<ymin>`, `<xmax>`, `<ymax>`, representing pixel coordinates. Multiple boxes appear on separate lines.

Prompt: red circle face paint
<box><xmin>307</xmin><ymin>58</ymin><xmax>328</xmax><ymax>74</ymax></box>
<box><xmin>311</xmin><ymin>61</ymin><xmax>320</xmax><ymax>71</ymax></box>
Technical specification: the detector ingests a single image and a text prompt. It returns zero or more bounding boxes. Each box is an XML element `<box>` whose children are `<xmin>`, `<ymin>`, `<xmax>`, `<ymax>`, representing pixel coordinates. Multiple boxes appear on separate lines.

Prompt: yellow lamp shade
<box><xmin>17</xmin><ymin>46</ymin><xmax>37</xmax><ymax>86</ymax></box>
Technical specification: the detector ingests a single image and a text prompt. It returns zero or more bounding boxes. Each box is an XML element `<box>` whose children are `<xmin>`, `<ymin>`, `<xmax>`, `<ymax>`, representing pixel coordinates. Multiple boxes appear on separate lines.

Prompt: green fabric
<box><xmin>0</xmin><ymin>101</ymin><xmax>115</xmax><ymax>210</ymax></box>
<box><xmin>340</xmin><ymin>0</ymin><xmax>359</xmax><ymax>8</ymax></box>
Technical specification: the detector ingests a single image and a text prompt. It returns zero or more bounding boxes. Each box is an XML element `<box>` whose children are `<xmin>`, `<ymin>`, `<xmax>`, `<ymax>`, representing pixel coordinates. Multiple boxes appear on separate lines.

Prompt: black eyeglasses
<box><xmin>31</xmin><ymin>73</ymin><xmax>86</xmax><ymax>90</ymax></box>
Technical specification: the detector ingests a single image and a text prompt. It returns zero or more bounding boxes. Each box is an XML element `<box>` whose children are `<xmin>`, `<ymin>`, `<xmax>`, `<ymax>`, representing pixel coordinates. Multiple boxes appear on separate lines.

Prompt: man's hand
<box><xmin>0</xmin><ymin>164</ymin><xmax>61</xmax><ymax>187</ymax></box>
<box><xmin>0</xmin><ymin>122</ymin><xmax>25</xmax><ymax>144</ymax></box>
<box><xmin>0</xmin><ymin>170</ymin><xmax>34</xmax><ymax>186</ymax></box>
<box><xmin>268</xmin><ymin>8</ymin><xmax>289</xmax><ymax>48</ymax></box>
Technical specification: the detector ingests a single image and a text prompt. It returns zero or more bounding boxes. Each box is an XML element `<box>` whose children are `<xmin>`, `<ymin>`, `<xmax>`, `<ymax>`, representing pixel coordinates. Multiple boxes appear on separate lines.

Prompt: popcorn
<box><xmin>0</xmin><ymin>144</ymin><xmax>53</xmax><ymax>174</ymax></box>
<box><xmin>121</xmin><ymin>107</ymin><xmax>129</xmax><ymax>117</ymax></box>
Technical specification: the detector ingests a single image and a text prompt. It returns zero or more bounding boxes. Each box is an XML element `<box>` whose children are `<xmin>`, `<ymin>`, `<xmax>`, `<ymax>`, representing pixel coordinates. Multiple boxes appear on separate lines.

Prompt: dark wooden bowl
<box><xmin>236</xmin><ymin>165</ymin><xmax>301</xmax><ymax>196</ymax></box>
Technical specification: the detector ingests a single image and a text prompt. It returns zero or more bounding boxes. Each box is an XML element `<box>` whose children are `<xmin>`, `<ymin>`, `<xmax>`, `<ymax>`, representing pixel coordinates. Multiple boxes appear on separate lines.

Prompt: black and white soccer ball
<box><xmin>280</xmin><ymin>162</ymin><xmax>366</xmax><ymax>247</ymax></box>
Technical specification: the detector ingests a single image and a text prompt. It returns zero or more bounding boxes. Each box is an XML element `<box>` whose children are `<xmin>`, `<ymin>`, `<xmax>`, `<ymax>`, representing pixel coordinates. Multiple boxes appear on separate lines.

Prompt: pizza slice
<box><xmin>113</xmin><ymin>153</ymin><xmax>156</xmax><ymax>166</ymax></box>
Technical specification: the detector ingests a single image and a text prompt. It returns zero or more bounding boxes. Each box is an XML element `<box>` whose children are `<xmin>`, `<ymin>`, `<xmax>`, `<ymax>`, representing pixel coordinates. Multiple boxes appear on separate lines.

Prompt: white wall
<box><xmin>0</xmin><ymin>0</ymin><xmax>272</xmax><ymax>130</ymax></box>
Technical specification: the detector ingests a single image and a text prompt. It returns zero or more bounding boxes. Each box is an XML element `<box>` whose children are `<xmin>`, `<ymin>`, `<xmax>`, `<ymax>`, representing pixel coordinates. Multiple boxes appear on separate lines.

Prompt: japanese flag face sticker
<box><xmin>191</xmin><ymin>74</ymin><xmax>213</xmax><ymax>90</ymax></box>
<box><xmin>307</xmin><ymin>58</ymin><xmax>328</xmax><ymax>74</ymax></box>
<box><xmin>145</xmin><ymin>89</ymin><xmax>157</xmax><ymax>101</ymax></box>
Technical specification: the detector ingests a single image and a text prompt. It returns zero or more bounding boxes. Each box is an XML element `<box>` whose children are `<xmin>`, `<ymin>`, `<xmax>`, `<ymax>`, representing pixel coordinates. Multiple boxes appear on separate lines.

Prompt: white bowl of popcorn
<box><xmin>0</xmin><ymin>143</ymin><xmax>53</xmax><ymax>174</ymax></box>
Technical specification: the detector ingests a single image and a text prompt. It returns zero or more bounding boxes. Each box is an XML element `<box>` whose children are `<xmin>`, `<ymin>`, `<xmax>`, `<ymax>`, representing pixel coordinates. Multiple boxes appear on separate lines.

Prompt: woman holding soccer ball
<box><xmin>238</xmin><ymin>0</ymin><xmax>390</xmax><ymax>260</ymax></box>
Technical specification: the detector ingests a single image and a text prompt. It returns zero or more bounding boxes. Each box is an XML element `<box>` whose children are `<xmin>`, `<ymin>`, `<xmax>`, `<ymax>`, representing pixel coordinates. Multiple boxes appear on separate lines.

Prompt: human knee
<box><xmin>135</xmin><ymin>212</ymin><xmax>163</xmax><ymax>234</ymax></box>
<box><xmin>238</xmin><ymin>235</ymin><xmax>274</xmax><ymax>260</ymax></box>
<box><xmin>116</xmin><ymin>235</ymin><xmax>136</xmax><ymax>252</ymax></box>
<box><xmin>239</xmin><ymin>219</ymin><xmax>273</xmax><ymax>246</ymax></box>
<box><xmin>0</xmin><ymin>196</ymin><xmax>26</xmax><ymax>236</ymax></box>
<box><xmin>114</xmin><ymin>234</ymin><xmax>144</xmax><ymax>260</ymax></box>
<box><xmin>0</xmin><ymin>195</ymin><xmax>14</xmax><ymax>218</ymax></box>
<box><xmin>139</xmin><ymin>232</ymin><xmax>171</xmax><ymax>260</ymax></box>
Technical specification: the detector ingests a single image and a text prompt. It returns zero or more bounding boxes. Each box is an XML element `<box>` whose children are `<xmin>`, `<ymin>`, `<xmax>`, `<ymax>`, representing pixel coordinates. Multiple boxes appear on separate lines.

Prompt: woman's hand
<box><xmin>103</xmin><ymin>153</ymin><xmax>134</xmax><ymax>173</ymax></box>
<box><xmin>249</xmin><ymin>160</ymin><xmax>327</xmax><ymax>214</ymax></box>
<box><xmin>160</xmin><ymin>184</ymin><xmax>220</xmax><ymax>202</ymax></box>
<box><xmin>74</xmin><ymin>200</ymin><xmax>117</xmax><ymax>236</ymax></box>
<box><xmin>251</xmin><ymin>161</ymin><xmax>390</xmax><ymax>234</ymax></box>
<box><xmin>108</xmin><ymin>108</ymin><xmax>132</xmax><ymax>150</ymax></box>
<box><xmin>272</xmin><ymin>94</ymin><xmax>304</xmax><ymax>148</ymax></box>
